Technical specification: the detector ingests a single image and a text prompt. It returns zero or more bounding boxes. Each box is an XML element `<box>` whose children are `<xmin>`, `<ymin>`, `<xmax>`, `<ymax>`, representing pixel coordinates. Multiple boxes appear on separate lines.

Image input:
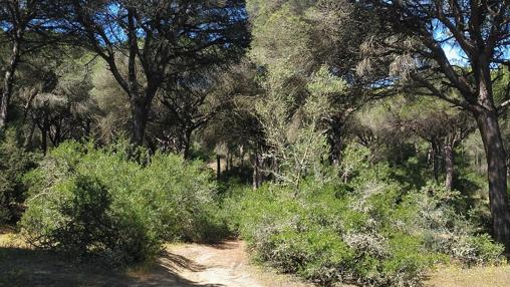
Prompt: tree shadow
<box><xmin>159</xmin><ymin>251</ymin><xmax>207</xmax><ymax>272</ymax></box>
<box><xmin>204</xmin><ymin>240</ymin><xmax>239</xmax><ymax>251</ymax></box>
<box><xmin>0</xmin><ymin>247</ymin><xmax>224</xmax><ymax>287</ymax></box>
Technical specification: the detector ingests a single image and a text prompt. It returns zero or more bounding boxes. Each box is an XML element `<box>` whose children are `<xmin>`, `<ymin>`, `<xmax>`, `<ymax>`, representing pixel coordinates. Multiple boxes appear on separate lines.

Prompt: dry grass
<box><xmin>425</xmin><ymin>264</ymin><xmax>510</xmax><ymax>287</ymax></box>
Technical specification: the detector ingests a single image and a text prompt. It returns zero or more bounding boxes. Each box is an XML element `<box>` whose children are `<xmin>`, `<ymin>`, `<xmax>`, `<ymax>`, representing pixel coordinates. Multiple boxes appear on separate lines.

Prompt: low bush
<box><xmin>20</xmin><ymin>141</ymin><xmax>225</xmax><ymax>264</ymax></box>
<box><xmin>393</xmin><ymin>182</ymin><xmax>505</xmax><ymax>267</ymax></box>
<box><xmin>225</xmin><ymin>173</ymin><xmax>504</xmax><ymax>286</ymax></box>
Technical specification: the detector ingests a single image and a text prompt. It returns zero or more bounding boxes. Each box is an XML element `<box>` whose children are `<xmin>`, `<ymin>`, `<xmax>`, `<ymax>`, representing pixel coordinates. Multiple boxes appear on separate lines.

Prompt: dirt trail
<box><xmin>3</xmin><ymin>231</ymin><xmax>510</xmax><ymax>287</ymax></box>
<box><xmin>157</xmin><ymin>240</ymin><xmax>312</xmax><ymax>287</ymax></box>
<box><xmin>0</xmin><ymin>232</ymin><xmax>311</xmax><ymax>287</ymax></box>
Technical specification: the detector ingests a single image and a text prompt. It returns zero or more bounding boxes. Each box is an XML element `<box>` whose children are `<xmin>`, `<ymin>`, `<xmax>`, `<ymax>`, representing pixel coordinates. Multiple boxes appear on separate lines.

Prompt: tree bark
<box><xmin>0</xmin><ymin>37</ymin><xmax>21</xmax><ymax>129</ymax></box>
<box><xmin>229</xmin><ymin>154</ymin><xmax>234</xmax><ymax>172</ymax></box>
<box><xmin>130</xmin><ymin>96</ymin><xmax>149</xmax><ymax>146</ymax></box>
<box><xmin>471</xmin><ymin>55</ymin><xmax>510</xmax><ymax>250</ymax></box>
<box><xmin>41</xmin><ymin>127</ymin><xmax>48</xmax><ymax>155</ymax></box>
<box><xmin>328</xmin><ymin>115</ymin><xmax>344</xmax><ymax>166</ymax></box>
<box><xmin>24</xmin><ymin>121</ymin><xmax>35</xmax><ymax>149</ymax></box>
<box><xmin>444</xmin><ymin>142</ymin><xmax>454</xmax><ymax>190</ymax></box>
<box><xmin>475</xmin><ymin>108</ymin><xmax>510</xmax><ymax>250</ymax></box>
<box><xmin>127</xmin><ymin>7</ymin><xmax>151</xmax><ymax>147</ymax></box>
<box><xmin>252</xmin><ymin>153</ymin><xmax>260</xmax><ymax>190</ymax></box>
<box><xmin>217</xmin><ymin>154</ymin><xmax>221</xmax><ymax>180</ymax></box>
<box><xmin>431</xmin><ymin>140</ymin><xmax>441</xmax><ymax>183</ymax></box>
<box><xmin>182</xmin><ymin>129</ymin><xmax>192</xmax><ymax>160</ymax></box>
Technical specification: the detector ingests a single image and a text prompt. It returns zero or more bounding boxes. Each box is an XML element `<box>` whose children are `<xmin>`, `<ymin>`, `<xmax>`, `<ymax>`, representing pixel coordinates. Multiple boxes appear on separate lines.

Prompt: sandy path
<box><xmin>6</xmin><ymin>230</ymin><xmax>510</xmax><ymax>287</ymax></box>
<box><xmin>159</xmin><ymin>240</ymin><xmax>312</xmax><ymax>287</ymax></box>
<box><xmin>1</xmin><ymin>231</ymin><xmax>311</xmax><ymax>287</ymax></box>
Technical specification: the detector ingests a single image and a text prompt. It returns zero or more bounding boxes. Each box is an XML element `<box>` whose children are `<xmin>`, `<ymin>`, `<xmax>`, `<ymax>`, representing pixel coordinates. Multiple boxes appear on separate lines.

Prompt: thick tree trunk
<box><xmin>130</xmin><ymin>96</ymin><xmax>149</xmax><ymax>146</ymax></box>
<box><xmin>0</xmin><ymin>38</ymin><xmax>21</xmax><ymax>129</ymax></box>
<box><xmin>129</xmin><ymin>85</ymin><xmax>158</xmax><ymax>147</ymax></box>
<box><xmin>182</xmin><ymin>129</ymin><xmax>192</xmax><ymax>159</ymax></box>
<box><xmin>126</xmin><ymin>8</ymin><xmax>150</xmax><ymax>147</ymax></box>
<box><xmin>328</xmin><ymin>116</ymin><xmax>344</xmax><ymax>166</ymax></box>
<box><xmin>444</xmin><ymin>142</ymin><xmax>454</xmax><ymax>190</ymax></box>
<box><xmin>475</xmin><ymin>109</ymin><xmax>510</xmax><ymax>250</ymax></box>
<box><xmin>471</xmin><ymin>57</ymin><xmax>510</xmax><ymax>250</ymax></box>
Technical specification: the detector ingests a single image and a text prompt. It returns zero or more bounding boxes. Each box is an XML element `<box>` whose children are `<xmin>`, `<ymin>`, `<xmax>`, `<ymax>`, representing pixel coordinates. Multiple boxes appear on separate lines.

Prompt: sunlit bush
<box><xmin>225</xmin><ymin>170</ymin><xmax>504</xmax><ymax>286</ymax></box>
<box><xmin>20</xmin><ymin>141</ymin><xmax>224</xmax><ymax>264</ymax></box>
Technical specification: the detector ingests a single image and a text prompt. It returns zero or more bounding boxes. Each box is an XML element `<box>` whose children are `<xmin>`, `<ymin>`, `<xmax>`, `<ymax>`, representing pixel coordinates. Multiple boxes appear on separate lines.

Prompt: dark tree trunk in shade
<box><xmin>444</xmin><ymin>143</ymin><xmax>454</xmax><ymax>190</ymax></box>
<box><xmin>130</xmin><ymin>95</ymin><xmax>151</xmax><ymax>147</ymax></box>
<box><xmin>182</xmin><ymin>129</ymin><xmax>192</xmax><ymax>160</ymax></box>
<box><xmin>41</xmin><ymin>129</ymin><xmax>48</xmax><ymax>155</ymax></box>
<box><xmin>431</xmin><ymin>141</ymin><xmax>441</xmax><ymax>183</ymax></box>
<box><xmin>328</xmin><ymin>115</ymin><xmax>345</xmax><ymax>166</ymax></box>
<box><xmin>474</xmin><ymin>108</ymin><xmax>510</xmax><ymax>249</ymax></box>
<box><xmin>252</xmin><ymin>153</ymin><xmax>260</xmax><ymax>190</ymax></box>
<box><xmin>217</xmin><ymin>155</ymin><xmax>221</xmax><ymax>180</ymax></box>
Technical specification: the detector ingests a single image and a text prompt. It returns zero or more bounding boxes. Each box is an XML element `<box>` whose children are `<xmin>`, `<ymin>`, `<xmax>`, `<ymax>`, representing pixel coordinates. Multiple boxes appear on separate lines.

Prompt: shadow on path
<box><xmin>0</xmin><ymin>247</ymin><xmax>223</xmax><ymax>287</ymax></box>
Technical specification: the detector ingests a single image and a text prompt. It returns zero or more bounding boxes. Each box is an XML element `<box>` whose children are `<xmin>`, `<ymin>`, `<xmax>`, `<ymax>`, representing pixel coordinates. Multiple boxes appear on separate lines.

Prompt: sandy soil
<box><xmin>4</xmin><ymin>230</ymin><xmax>509</xmax><ymax>287</ymax></box>
<box><xmin>0</xmin><ymin>232</ymin><xmax>311</xmax><ymax>287</ymax></box>
<box><xmin>160</xmin><ymin>240</ymin><xmax>312</xmax><ymax>287</ymax></box>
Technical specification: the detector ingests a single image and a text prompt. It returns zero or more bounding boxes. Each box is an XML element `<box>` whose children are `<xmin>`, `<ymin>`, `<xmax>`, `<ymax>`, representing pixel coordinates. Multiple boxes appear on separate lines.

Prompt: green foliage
<box><xmin>225</xmin><ymin>162</ymin><xmax>504</xmax><ymax>286</ymax></box>
<box><xmin>0</xmin><ymin>130</ymin><xmax>38</xmax><ymax>223</ymax></box>
<box><xmin>26</xmin><ymin>174</ymin><xmax>156</xmax><ymax>263</ymax></box>
<box><xmin>254</xmin><ymin>66</ymin><xmax>346</xmax><ymax>187</ymax></box>
<box><xmin>20</xmin><ymin>141</ymin><xmax>226</xmax><ymax>264</ymax></box>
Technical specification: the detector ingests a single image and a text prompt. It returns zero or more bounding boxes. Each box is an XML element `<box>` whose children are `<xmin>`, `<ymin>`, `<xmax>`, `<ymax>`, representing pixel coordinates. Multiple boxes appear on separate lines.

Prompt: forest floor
<box><xmin>1</xmin><ymin>229</ymin><xmax>510</xmax><ymax>287</ymax></box>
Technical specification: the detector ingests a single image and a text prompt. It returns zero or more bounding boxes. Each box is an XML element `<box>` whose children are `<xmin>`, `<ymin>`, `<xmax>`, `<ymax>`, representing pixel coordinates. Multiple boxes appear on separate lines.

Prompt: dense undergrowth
<box><xmin>0</xmin><ymin>132</ymin><xmax>38</xmax><ymax>223</ymax></box>
<box><xmin>222</xmin><ymin>145</ymin><xmax>505</xmax><ymax>286</ymax></box>
<box><xmin>0</xmin><ymin>139</ymin><xmax>506</xmax><ymax>286</ymax></box>
<box><xmin>19</xmin><ymin>141</ymin><xmax>227</xmax><ymax>264</ymax></box>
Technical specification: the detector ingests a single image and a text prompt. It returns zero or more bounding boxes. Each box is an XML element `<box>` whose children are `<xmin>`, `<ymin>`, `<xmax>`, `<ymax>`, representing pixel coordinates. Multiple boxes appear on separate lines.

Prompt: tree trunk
<box><xmin>431</xmin><ymin>140</ymin><xmax>441</xmax><ymax>183</ymax></box>
<box><xmin>217</xmin><ymin>154</ymin><xmax>221</xmax><ymax>180</ymax></box>
<box><xmin>24</xmin><ymin>121</ymin><xmax>35</xmax><ymax>149</ymax></box>
<box><xmin>252</xmin><ymin>153</ymin><xmax>260</xmax><ymax>190</ymax></box>
<box><xmin>130</xmin><ymin>96</ymin><xmax>149</xmax><ymax>146</ymax></box>
<box><xmin>475</xmin><ymin>108</ymin><xmax>510</xmax><ymax>250</ymax></box>
<box><xmin>444</xmin><ymin>142</ymin><xmax>454</xmax><ymax>190</ymax></box>
<box><xmin>85</xmin><ymin>119</ymin><xmax>91</xmax><ymax>137</ymax></box>
<box><xmin>182</xmin><ymin>129</ymin><xmax>192</xmax><ymax>159</ymax></box>
<box><xmin>225</xmin><ymin>150</ymin><xmax>230</xmax><ymax>173</ymax></box>
<box><xmin>41</xmin><ymin>127</ymin><xmax>48</xmax><ymax>155</ymax></box>
<box><xmin>471</xmin><ymin>56</ymin><xmax>510</xmax><ymax>250</ymax></box>
<box><xmin>0</xmin><ymin>38</ymin><xmax>21</xmax><ymax>129</ymax></box>
<box><xmin>328</xmin><ymin>116</ymin><xmax>344</xmax><ymax>166</ymax></box>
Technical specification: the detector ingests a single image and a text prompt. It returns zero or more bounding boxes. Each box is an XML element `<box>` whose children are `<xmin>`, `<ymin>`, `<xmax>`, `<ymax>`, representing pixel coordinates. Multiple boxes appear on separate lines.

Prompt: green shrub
<box><xmin>22</xmin><ymin>174</ymin><xmax>158</xmax><ymax>263</ymax></box>
<box><xmin>53</xmin><ymin>175</ymin><xmax>114</xmax><ymax>253</ymax></box>
<box><xmin>395</xmin><ymin>183</ymin><xmax>505</xmax><ymax>266</ymax></box>
<box><xmin>226</xmin><ymin>181</ymin><xmax>433</xmax><ymax>286</ymax></box>
<box><xmin>20</xmin><ymin>141</ymin><xmax>225</xmax><ymax>264</ymax></box>
<box><xmin>140</xmin><ymin>153</ymin><xmax>227</xmax><ymax>242</ymax></box>
<box><xmin>0</xmin><ymin>130</ymin><xmax>38</xmax><ymax>223</ymax></box>
<box><xmin>226</xmin><ymin>174</ymin><xmax>503</xmax><ymax>286</ymax></box>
